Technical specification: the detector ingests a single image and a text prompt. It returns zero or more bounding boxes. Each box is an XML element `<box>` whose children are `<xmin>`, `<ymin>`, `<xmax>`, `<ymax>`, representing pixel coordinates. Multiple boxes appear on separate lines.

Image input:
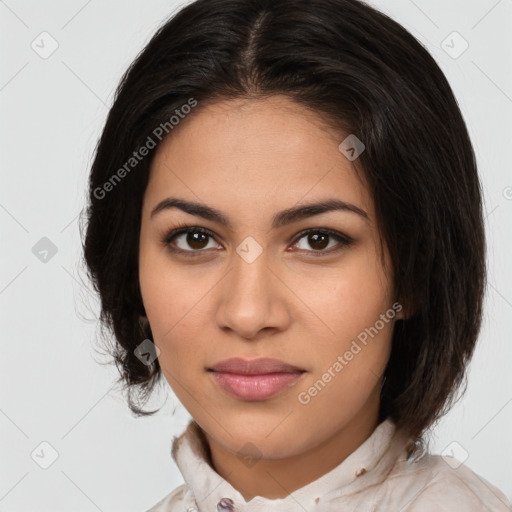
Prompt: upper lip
<box><xmin>208</xmin><ymin>357</ymin><xmax>305</xmax><ymax>375</ymax></box>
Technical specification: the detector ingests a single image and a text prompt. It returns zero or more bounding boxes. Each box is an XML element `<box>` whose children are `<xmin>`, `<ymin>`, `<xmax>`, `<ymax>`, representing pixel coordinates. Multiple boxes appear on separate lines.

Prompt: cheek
<box><xmin>139</xmin><ymin>238</ymin><xmax>197</xmax><ymax>324</ymax></box>
<box><xmin>142</xmin><ymin>275</ymin><xmax>205</xmax><ymax>342</ymax></box>
<box><xmin>303</xmin><ymin>253</ymin><xmax>392</xmax><ymax>345</ymax></box>
<box><xmin>297</xmin><ymin>293</ymin><xmax>394</xmax><ymax>431</ymax></box>
<box><xmin>299</xmin><ymin>250</ymin><xmax>395</xmax><ymax>399</ymax></box>
<box><xmin>138</xmin><ymin>256</ymin><xmax>215</xmax><ymax>370</ymax></box>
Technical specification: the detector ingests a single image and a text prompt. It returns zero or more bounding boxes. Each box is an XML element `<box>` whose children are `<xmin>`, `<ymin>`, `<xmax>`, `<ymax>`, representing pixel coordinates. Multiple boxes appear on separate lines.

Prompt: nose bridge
<box><xmin>228</xmin><ymin>240</ymin><xmax>271</xmax><ymax>305</ymax></box>
<box><xmin>216</xmin><ymin>239</ymin><xmax>288</xmax><ymax>337</ymax></box>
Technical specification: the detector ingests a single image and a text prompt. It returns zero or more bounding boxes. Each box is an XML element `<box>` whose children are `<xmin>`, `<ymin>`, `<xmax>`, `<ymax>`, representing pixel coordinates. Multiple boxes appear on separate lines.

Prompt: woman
<box><xmin>81</xmin><ymin>0</ymin><xmax>511</xmax><ymax>510</ymax></box>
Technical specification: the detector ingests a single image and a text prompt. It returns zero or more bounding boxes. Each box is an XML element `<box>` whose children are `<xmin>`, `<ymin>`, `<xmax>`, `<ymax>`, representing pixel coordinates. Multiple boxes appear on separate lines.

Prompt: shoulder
<box><xmin>385</xmin><ymin>452</ymin><xmax>512</xmax><ymax>511</ymax></box>
<box><xmin>145</xmin><ymin>484</ymin><xmax>194</xmax><ymax>512</ymax></box>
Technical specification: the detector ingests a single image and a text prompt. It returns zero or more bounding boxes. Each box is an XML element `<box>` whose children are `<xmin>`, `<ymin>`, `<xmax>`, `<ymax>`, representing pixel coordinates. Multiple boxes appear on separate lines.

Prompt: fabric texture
<box><xmin>146</xmin><ymin>417</ymin><xmax>511</xmax><ymax>511</ymax></box>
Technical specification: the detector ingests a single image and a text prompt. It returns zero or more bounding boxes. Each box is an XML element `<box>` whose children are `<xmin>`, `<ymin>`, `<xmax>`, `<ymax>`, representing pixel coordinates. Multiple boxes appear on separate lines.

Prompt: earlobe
<box><xmin>392</xmin><ymin>299</ymin><xmax>410</xmax><ymax>321</ymax></box>
<box><xmin>139</xmin><ymin>314</ymin><xmax>150</xmax><ymax>331</ymax></box>
<box><xmin>394</xmin><ymin>309</ymin><xmax>405</xmax><ymax>320</ymax></box>
<box><xmin>394</xmin><ymin>301</ymin><xmax>417</xmax><ymax>321</ymax></box>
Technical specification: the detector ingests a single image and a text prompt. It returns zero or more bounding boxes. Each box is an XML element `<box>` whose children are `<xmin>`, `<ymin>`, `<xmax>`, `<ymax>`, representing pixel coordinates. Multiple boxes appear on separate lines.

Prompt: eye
<box><xmin>291</xmin><ymin>229</ymin><xmax>354</xmax><ymax>256</ymax></box>
<box><xmin>162</xmin><ymin>225</ymin><xmax>220</xmax><ymax>255</ymax></box>
<box><xmin>161</xmin><ymin>225</ymin><xmax>354</xmax><ymax>257</ymax></box>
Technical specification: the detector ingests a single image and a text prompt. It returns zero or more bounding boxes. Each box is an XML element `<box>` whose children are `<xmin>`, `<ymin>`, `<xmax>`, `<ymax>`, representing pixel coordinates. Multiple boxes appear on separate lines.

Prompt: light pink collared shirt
<box><xmin>146</xmin><ymin>417</ymin><xmax>511</xmax><ymax>511</ymax></box>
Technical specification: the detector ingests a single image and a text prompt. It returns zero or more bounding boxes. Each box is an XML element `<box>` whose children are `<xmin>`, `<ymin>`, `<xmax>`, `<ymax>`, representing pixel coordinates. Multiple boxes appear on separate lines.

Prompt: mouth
<box><xmin>208</xmin><ymin>357</ymin><xmax>305</xmax><ymax>375</ymax></box>
<box><xmin>207</xmin><ymin>357</ymin><xmax>306</xmax><ymax>401</ymax></box>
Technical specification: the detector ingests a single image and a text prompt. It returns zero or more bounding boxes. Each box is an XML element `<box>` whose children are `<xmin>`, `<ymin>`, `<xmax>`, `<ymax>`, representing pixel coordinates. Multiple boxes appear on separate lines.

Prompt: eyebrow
<box><xmin>150</xmin><ymin>197</ymin><xmax>369</xmax><ymax>229</ymax></box>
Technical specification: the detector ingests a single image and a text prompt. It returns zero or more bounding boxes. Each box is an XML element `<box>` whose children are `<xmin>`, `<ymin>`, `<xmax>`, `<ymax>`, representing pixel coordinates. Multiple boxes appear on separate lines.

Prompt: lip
<box><xmin>208</xmin><ymin>358</ymin><xmax>306</xmax><ymax>401</ymax></box>
<box><xmin>208</xmin><ymin>357</ymin><xmax>305</xmax><ymax>375</ymax></box>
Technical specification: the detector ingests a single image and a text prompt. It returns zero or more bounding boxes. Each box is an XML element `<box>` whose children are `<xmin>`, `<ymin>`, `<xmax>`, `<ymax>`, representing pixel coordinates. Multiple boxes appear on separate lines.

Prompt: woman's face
<box><xmin>139</xmin><ymin>95</ymin><xmax>402</xmax><ymax>461</ymax></box>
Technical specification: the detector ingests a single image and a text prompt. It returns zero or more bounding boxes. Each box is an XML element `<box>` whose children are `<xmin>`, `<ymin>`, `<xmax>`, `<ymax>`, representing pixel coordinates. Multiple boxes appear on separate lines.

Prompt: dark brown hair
<box><xmin>81</xmin><ymin>0</ymin><xmax>486</xmax><ymax>443</ymax></box>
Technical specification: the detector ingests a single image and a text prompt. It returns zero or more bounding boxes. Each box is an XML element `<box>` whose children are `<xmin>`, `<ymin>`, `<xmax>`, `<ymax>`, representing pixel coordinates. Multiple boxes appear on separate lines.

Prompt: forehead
<box><xmin>145</xmin><ymin>96</ymin><xmax>373</xmax><ymax>221</ymax></box>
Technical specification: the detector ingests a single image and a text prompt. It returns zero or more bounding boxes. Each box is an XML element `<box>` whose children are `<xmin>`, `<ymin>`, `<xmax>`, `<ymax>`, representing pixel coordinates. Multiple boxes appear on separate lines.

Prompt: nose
<box><xmin>214</xmin><ymin>246</ymin><xmax>291</xmax><ymax>340</ymax></box>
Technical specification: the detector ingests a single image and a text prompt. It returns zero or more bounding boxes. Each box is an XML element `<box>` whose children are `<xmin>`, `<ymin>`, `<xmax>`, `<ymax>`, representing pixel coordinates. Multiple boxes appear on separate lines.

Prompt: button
<box><xmin>355</xmin><ymin>467</ymin><xmax>367</xmax><ymax>477</ymax></box>
<box><xmin>217</xmin><ymin>497</ymin><xmax>235</xmax><ymax>511</ymax></box>
<box><xmin>407</xmin><ymin>439</ymin><xmax>426</xmax><ymax>463</ymax></box>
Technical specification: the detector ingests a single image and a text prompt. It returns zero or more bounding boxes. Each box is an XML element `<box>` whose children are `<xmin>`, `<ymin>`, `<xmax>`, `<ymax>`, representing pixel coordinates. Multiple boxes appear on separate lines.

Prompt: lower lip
<box><xmin>210</xmin><ymin>371</ymin><xmax>304</xmax><ymax>401</ymax></box>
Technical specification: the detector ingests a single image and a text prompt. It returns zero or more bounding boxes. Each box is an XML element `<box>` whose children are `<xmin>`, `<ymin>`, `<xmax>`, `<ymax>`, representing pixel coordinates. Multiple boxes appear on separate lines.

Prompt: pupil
<box><xmin>188</xmin><ymin>232</ymin><xmax>207</xmax><ymax>249</ymax></box>
<box><xmin>309</xmin><ymin>233</ymin><xmax>328</xmax><ymax>250</ymax></box>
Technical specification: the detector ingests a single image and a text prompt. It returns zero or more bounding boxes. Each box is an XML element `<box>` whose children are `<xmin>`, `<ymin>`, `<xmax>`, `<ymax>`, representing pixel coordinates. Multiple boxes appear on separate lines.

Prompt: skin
<box><xmin>138</xmin><ymin>95</ymin><xmax>404</xmax><ymax>501</ymax></box>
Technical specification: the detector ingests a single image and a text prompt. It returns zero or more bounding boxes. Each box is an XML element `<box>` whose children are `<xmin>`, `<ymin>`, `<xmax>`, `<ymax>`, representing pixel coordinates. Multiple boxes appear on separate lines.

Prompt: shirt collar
<box><xmin>171</xmin><ymin>417</ymin><xmax>417</xmax><ymax>512</ymax></box>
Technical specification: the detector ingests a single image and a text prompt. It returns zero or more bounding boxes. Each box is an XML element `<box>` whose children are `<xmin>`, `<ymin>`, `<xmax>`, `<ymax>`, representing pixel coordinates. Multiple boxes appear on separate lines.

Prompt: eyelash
<box><xmin>160</xmin><ymin>223</ymin><xmax>354</xmax><ymax>257</ymax></box>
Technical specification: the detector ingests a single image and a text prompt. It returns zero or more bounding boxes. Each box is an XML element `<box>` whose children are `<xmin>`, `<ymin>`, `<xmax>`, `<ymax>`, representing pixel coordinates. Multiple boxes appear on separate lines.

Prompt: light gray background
<box><xmin>0</xmin><ymin>0</ymin><xmax>511</xmax><ymax>510</ymax></box>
